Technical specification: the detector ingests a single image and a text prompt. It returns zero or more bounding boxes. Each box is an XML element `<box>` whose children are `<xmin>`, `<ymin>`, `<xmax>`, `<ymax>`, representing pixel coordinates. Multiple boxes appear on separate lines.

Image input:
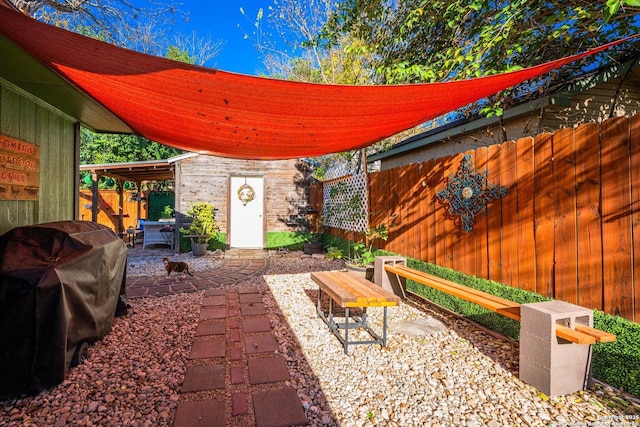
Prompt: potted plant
<box><xmin>180</xmin><ymin>202</ymin><xmax>219</xmax><ymax>256</ymax></box>
<box><xmin>345</xmin><ymin>223</ymin><xmax>388</xmax><ymax>280</ymax></box>
<box><xmin>303</xmin><ymin>211</ymin><xmax>324</xmax><ymax>254</ymax></box>
<box><xmin>159</xmin><ymin>205</ymin><xmax>174</xmax><ymax>222</ymax></box>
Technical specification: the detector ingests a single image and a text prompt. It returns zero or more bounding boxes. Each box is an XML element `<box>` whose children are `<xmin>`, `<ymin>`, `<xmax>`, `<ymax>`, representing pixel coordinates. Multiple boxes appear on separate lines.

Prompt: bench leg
<box><xmin>344</xmin><ymin>307</ymin><xmax>350</xmax><ymax>354</ymax></box>
<box><xmin>316</xmin><ymin>287</ymin><xmax>390</xmax><ymax>354</ymax></box>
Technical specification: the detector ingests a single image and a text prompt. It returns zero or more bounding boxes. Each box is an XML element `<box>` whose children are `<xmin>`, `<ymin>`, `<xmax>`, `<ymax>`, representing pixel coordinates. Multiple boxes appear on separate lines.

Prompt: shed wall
<box><xmin>0</xmin><ymin>82</ymin><xmax>77</xmax><ymax>235</ymax></box>
<box><xmin>174</xmin><ymin>155</ymin><xmax>312</xmax><ymax>234</ymax></box>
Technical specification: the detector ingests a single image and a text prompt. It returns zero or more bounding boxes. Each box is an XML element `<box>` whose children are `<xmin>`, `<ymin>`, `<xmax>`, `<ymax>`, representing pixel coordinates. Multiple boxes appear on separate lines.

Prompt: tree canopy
<box><xmin>318</xmin><ymin>0</ymin><xmax>640</xmax><ymax>86</ymax></box>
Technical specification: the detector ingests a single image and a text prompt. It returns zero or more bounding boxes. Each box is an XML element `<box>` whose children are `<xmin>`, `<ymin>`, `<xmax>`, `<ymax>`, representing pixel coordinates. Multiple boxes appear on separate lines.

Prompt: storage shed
<box><xmin>172</xmin><ymin>153</ymin><xmax>314</xmax><ymax>250</ymax></box>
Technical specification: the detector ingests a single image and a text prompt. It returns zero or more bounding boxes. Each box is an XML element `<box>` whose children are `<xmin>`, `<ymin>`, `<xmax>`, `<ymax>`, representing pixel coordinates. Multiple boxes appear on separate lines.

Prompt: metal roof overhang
<box><xmin>79</xmin><ymin>160</ymin><xmax>174</xmax><ymax>184</ymax></box>
<box><xmin>0</xmin><ymin>32</ymin><xmax>132</xmax><ymax>134</ymax></box>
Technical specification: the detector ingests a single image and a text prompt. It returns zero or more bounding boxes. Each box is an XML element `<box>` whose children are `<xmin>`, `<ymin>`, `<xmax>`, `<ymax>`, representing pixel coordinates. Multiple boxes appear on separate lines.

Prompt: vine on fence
<box><xmin>323</xmin><ymin>173</ymin><xmax>368</xmax><ymax>232</ymax></box>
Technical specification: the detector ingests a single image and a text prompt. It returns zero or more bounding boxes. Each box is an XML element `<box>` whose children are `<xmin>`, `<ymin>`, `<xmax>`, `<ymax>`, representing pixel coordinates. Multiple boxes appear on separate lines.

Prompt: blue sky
<box><xmin>179</xmin><ymin>1</ymin><xmax>274</xmax><ymax>76</ymax></box>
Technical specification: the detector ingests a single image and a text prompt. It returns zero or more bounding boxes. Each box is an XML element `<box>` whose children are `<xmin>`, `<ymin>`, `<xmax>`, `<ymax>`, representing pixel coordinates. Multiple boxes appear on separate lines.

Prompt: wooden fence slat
<box><xmin>450</xmin><ymin>154</ymin><xmax>465</xmax><ymax>274</ymax></box>
<box><xmin>534</xmin><ymin>133</ymin><xmax>555</xmax><ymax>298</ymax></box>
<box><xmin>418</xmin><ymin>162</ymin><xmax>429</xmax><ymax>262</ymax></box>
<box><xmin>500</xmin><ymin>140</ymin><xmax>518</xmax><ymax>288</ymax></box>
<box><xmin>575</xmin><ymin>122</ymin><xmax>603</xmax><ymax>311</ymax></box>
<box><xmin>443</xmin><ymin>154</ymin><xmax>460</xmax><ymax>269</ymax></box>
<box><xmin>601</xmin><ymin>117</ymin><xmax>634</xmax><ymax>319</ymax></box>
<box><xmin>391</xmin><ymin>168</ymin><xmax>403</xmax><ymax>255</ymax></box>
<box><xmin>474</xmin><ymin>147</ymin><xmax>489</xmax><ymax>279</ymax></box>
<box><xmin>516</xmin><ymin>137</ymin><xmax>535</xmax><ymax>292</ymax></box>
<box><xmin>425</xmin><ymin>159</ymin><xmax>437</xmax><ymax>264</ymax></box>
<box><xmin>433</xmin><ymin>156</ymin><xmax>447</xmax><ymax>267</ymax></box>
<box><xmin>407</xmin><ymin>163</ymin><xmax>421</xmax><ymax>260</ymax></box>
<box><xmin>631</xmin><ymin>115</ymin><xmax>640</xmax><ymax>323</ymax></box>
<box><xmin>462</xmin><ymin>149</ymin><xmax>478</xmax><ymax>277</ymax></box>
<box><xmin>553</xmin><ymin>127</ymin><xmax>578</xmax><ymax>305</ymax></box>
<box><xmin>487</xmin><ymin>144</ymin><xmax>503</xmax><ymax>283</ymax></box>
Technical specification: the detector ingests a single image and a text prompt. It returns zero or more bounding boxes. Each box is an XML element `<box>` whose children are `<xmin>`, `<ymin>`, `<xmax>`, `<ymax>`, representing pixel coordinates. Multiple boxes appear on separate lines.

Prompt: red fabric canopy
<box><xmin>0</xmin><ymin>6</ymin><xmax>635</xmax><ymax>159</ymax></box>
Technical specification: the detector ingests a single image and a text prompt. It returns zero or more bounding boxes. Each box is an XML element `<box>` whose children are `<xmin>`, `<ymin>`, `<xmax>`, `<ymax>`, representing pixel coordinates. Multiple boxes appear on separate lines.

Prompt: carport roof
<box><xmin>79</xmin><ymin>159</ymin><xmax>175</xmax><ymax>184</ymax></box>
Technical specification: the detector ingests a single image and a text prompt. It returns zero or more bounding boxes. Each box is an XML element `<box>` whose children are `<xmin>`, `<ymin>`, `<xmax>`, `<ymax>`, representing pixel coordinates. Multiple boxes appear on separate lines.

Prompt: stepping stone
<box><xmin>173</xmin><ymin>399</ymin><xmax>225</xmax><ymax>427</ymax></box>
<box><xmin>195</xmin><ymin>320</ymin><xmax>226</xmax><ymax>336</ymax></box>
<box><xmin>248</xmin><ymin>356</ymin><xmax>290</xmax><ymax>384</ymax></box>
<box><xmin>200</xmin><ymin>306</ymin><xmax>227</xmax><ymax>320</ymax></box>
<box><xmin>202</xmin><ymin>295</ymin><xmax>226</xmax><ymax>306</ymax></box>
<box><xmin>239</xmin><ymin>293</ymin><xmax>262</xmax><ymax>304</ymax></box>
<box><xmin>232</xmin><ymin>392</ymin><xmax>248</xmax><ymax>416</ymax></box>
<box><xmin>253</xmin><ymin>387</ymin><xmax>307</xmax><ymax>427</ymax></box>
<box><xmin>189</xmin><ymin>336</ymin><xmax>226</xmax><ymax>359</ymax></box>
<box><xmin>388</xmin><ymin>316</ymin><xmax>448</xmax><ymax>337</ymax></box>
<box><xmin>181</xmin><ymin>364</ymin><xmax>225</xmax><ymax>392</ymax></box>
<box><xmin>245</xmin><ymin>334</ymin><xmax>279</xmax><ymax>354</ymax></box>
<box><xmin>242</xmin><ymin>317</ymin><xmax>271</xmax><ymax>333</ymax></box>
<box><xmin>240</xmin><ymin>303</ymin><xmax>267</xmax><ymax>316</ymax></box>
<box><xmin>204</xmin><ymin>288</ymin><xmax>226</xmax><ymax>296</ymax></box>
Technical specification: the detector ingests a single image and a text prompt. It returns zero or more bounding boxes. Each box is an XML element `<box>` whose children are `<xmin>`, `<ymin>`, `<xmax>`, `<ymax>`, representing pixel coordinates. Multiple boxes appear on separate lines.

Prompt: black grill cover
<box><xmin>0</xmin><ymin>221</ymin><xmax>127</xmax><ymax>398</ymax></box>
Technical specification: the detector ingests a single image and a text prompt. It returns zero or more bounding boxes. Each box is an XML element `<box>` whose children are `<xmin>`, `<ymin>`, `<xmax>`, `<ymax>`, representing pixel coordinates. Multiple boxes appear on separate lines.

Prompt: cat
<box><xmin>162</xmin><ymin>257</ymin><xmax>193</xmax><ymax>277</ymax></box>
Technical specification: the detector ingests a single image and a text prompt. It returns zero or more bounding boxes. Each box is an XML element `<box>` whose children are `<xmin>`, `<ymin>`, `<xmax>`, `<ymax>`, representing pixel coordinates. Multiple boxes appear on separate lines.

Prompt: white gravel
<box><xmin>1</xmin><ymin>253</ymin><xmax>637</xmax><ymax>427</ymax></box>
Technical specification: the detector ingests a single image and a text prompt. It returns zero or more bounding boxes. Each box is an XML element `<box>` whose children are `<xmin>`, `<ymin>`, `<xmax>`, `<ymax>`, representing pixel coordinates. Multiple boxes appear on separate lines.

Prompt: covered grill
<box><xmin>0</xmin><ymin>221</ymin><xmax>128</xmax><ymax>398</ymax></box>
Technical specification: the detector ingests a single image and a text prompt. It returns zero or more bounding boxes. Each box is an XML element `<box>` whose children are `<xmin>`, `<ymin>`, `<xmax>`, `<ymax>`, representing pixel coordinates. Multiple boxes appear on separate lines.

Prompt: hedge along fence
<box><xmin>325</xmin><ymin>115</ymin><xmax>640</xmax><ymax>324</ymax></box>
<box><xmin>375</xmin><ymin>249</ymin><xmax>640</xmax><ymax>399</ymax></box>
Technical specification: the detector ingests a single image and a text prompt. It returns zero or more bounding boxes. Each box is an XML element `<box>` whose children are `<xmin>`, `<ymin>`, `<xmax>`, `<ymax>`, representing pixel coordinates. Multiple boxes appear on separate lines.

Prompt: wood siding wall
<box><xmin>175</xmin><ymin>156</ymin><xmax>312</xmax><ymax>233</ymax></box>
<box><xmin>0</xmin><ymin>83</ymin><xmax>77</xmax><ymax>235</ymax></box>
<box><xmin>324</xmin><ymin>115</ymin><xmax>640</xmax><ymax>323</ymax></box>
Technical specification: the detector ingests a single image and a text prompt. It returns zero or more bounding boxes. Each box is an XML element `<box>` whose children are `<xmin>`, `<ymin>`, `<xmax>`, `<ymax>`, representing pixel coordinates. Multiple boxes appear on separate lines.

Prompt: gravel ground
<box><xmin>1</xmin><ymin>253</ymin><xmax>639</xmax><ymax>426</ymax></box>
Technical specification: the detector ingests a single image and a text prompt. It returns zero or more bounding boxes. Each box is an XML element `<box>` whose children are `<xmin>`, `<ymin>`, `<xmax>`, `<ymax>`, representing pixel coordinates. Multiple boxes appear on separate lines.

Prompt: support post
<box><xmin>519</xmin><ymin>301</ymin><xmax>593</xmax><ymax>396</ymax></box>
<box><xmin>374</xmin><ymin>256</ymin><xmax>407</xmax><ymax>297</ymax></box>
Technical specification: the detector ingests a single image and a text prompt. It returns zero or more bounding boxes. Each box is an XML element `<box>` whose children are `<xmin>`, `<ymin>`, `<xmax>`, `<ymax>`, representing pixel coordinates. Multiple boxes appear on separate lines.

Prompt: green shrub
<box><xmin>266</xmin><ymin>231</ymin><xmax>316</xmax><ymax>250</ymax></box>
<box><xmin>179</xmin><ymin>232</ymin><xmax>226</xmax><ymax>253</ymax></box>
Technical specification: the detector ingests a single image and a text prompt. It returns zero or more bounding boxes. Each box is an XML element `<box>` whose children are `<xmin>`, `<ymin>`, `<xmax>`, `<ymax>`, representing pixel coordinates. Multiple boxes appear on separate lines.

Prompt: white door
<box><xmin>229</xmin><ymin>176</ymin><xmax>264</xmax><ymax>248</ymax></box>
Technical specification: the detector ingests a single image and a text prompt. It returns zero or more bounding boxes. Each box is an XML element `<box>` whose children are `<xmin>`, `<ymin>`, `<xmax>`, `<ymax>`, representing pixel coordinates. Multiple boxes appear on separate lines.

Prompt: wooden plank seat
<box><xmin>311</xmin><ymin>271</ymin><xmax>400</xmax><ymax>354</ymax></box>
<box><xmin>383</xmin><ymin>264</ymin><xmax>615</xmax><ymax>345</ymax></box>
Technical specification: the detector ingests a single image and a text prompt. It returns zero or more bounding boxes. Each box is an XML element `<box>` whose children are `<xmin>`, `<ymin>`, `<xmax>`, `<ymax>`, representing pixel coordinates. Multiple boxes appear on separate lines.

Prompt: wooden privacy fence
<box><xmin>79</xmin><ymin>190</ymin><xmax>147</xmax><ymax>232</ymax></box>
<box><xmin>321</xmin><ymin>115</ymin><xmax>640</xmax><ymax>323</ymax></box>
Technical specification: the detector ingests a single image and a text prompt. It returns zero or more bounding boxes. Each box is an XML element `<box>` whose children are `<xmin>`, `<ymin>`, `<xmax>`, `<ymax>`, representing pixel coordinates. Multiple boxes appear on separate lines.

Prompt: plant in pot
<box><xmin>180</xmin><ymin>202</ymin><xmax>219</xmax><ymax>256</ymax></box>
<box><xmin>345</xmin><ymin>223</ymin><xmax>388</xmax><ymax>280</ymax></box>
<box><xmin>303</xmin><ymin>212</ymin><xmax>324</xmax><ymax>255</ymax></box>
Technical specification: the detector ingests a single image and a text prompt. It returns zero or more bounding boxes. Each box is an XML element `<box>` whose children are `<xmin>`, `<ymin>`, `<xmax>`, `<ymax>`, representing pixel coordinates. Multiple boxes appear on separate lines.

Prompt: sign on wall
<box><xmin>0</xmin><ymin>134</ymin><xmax>40</xmax><ymax>201</ymax></box>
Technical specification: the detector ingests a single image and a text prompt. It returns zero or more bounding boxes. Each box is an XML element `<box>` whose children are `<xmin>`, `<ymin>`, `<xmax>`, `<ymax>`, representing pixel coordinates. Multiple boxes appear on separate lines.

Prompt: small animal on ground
<box><xmin>162</xmin><ymin>257</ymin><xmax>193</xmax><ymax>277</ymax></box>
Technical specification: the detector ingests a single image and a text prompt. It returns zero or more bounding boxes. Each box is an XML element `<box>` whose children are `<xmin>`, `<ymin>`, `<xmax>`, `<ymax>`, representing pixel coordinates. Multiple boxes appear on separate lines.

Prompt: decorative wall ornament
<box><xmin>436</xmin><ymin>154</ymin><xmax>507</xmax><ymax>232</ymax></box>
<box><xmin>237</xmin><ymin>183</ymin><xmax>255</xmax><ymax>206</ymax></box>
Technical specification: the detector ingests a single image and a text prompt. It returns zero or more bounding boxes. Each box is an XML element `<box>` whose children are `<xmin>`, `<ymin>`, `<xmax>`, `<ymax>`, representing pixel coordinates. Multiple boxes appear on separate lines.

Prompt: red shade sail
<box><xmin>0</xmin><ymin>5</ymin><xmax>635</xmax><ymax>159</ymax></box>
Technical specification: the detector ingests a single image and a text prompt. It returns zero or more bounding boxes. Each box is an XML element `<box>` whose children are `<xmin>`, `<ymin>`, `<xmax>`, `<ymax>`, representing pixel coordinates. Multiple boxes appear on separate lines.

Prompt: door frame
<box><xmin>227</xmin><ymin>174</ymin><xmax>266</xmax><ymax>249</ymax></box>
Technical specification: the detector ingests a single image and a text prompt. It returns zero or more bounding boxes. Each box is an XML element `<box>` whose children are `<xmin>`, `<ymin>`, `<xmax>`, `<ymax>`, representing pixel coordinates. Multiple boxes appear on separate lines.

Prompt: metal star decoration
<box><xmin>436</xmin><ymin>154</ymin><xmax>507</xmax><ymax>232</ymax></box>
